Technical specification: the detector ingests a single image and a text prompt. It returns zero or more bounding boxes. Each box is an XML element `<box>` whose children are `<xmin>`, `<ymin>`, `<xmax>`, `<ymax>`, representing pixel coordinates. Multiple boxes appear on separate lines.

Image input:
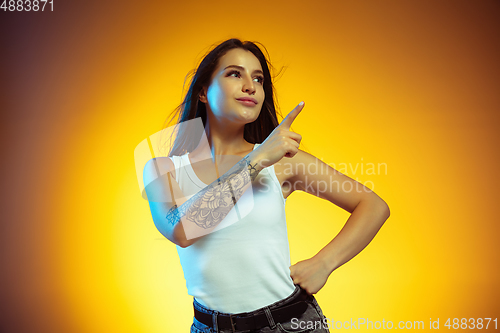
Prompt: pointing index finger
<box><xmin>279</xmin><ymin>101</ymin><xmax>304</xmax><ymax>129</ymax></box>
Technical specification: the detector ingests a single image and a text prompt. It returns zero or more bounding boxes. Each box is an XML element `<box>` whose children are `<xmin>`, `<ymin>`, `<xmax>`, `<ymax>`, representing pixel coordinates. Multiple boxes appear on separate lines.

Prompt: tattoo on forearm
<box><xmin>166</xmin><ymin>205</ymin><xmax>180</xmax><ymax>225</ymax></box>
<box><xmin>166</xmin><ymin>155</ymin><xmax>262</xmax><ymax>229</ymax></box>
<box><xmin>246</xmin><ymin>159</ymin><xmax>260</xmax><ymax>181</ymax></box>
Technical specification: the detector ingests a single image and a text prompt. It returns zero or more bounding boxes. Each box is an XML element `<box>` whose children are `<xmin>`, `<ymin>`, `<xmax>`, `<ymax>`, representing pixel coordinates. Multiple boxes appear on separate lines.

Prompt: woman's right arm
<box><xmin>143</xmin><ymin>152</ymin><xmax>264</xmax><ymax>247</ymax></box>
<box><xmin>143</xmin><ymin>102</ymin><xmax>304</xmax><ymax>247</ymax></box>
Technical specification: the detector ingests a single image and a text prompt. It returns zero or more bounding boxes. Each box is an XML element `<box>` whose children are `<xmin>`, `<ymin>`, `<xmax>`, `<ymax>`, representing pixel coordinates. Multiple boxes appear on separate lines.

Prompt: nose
<box><xmin>242</xmin><ymin>77</ymin><xmax>256</xmax><ymax>95</ymax></box>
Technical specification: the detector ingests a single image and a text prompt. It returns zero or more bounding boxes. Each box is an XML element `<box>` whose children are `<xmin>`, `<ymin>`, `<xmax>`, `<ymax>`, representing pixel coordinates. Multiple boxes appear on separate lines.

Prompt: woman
<box><xmin>143</xmin><ymin>39</ymin><xmax>390</xmax><ymax>332</ymax></box>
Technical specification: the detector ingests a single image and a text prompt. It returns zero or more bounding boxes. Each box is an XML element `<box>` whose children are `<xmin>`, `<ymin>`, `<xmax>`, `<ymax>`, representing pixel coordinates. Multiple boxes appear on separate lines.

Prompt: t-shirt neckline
<box><xmin>184</xmin><ymin>143</ymin><xmax>259</xmax><ymax>188</ymax></box>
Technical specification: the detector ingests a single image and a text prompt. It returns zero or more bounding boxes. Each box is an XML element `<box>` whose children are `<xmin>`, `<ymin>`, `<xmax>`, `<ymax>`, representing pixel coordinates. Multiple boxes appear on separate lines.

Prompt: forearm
<box><xmin>169</xmin><ymin>150</ymin><xmax>263</xmax><ymax>246</ymax></box>
<box><xmin>315</xmin><ymin>195</ymin><xmax>390</xmax><ymax>274</ymax></box>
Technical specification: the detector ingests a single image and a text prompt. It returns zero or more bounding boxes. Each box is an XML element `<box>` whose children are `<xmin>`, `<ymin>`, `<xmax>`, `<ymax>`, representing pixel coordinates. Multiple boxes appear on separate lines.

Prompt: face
<box><xmin>200</xmin><ymin>48</ymin><xmax>265</xmax><ymax>125</ymax></box>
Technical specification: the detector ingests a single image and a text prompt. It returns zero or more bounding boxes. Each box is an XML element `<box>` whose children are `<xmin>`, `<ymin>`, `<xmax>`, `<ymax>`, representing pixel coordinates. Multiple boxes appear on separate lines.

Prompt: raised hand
<box><xmin>252</xmin><ymin>101</ymin><xmax>304</xmax><ymax>169</ymax></box>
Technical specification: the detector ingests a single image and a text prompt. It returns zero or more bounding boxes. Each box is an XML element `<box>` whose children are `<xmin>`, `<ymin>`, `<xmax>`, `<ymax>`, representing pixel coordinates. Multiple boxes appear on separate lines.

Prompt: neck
<box><xmin>189</xmin><ymin>116</ymin><xmax>254</xmax><ymax>164</ymax></box>
<box><xmin>200</xmin><ymin>115</ymin><xmax>252</xmax><ymax>157</ymax></box>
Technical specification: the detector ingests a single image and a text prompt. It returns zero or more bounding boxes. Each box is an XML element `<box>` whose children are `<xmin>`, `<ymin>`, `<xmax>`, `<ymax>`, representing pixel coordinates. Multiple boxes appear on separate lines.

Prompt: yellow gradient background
<box><xmin>1</xmin><ymin>1</ymin><xmax>499</xmax><ymax>332</ymax></box>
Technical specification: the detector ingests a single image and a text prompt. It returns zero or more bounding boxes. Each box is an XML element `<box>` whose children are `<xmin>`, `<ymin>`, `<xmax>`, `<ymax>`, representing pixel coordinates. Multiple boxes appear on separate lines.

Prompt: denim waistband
<box><xmin>193</xmin><ymin>284</ymin><xmax>310</xmax><ymax>318</ymax></box>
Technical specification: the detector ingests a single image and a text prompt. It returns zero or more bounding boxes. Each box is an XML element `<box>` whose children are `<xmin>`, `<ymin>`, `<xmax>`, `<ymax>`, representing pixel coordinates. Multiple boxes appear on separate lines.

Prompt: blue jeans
<box><xmin>190</xmin><ymin>285</ymin><xmax>330</xmax><ymax>332</ymax></box>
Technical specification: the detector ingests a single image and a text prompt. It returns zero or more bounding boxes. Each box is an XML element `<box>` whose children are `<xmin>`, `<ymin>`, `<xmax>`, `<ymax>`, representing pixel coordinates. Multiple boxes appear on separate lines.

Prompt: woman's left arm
<box><xmin>286</xmin><ymin>149</ymin><xmax>390</xmax><ymax>294</ymax></box>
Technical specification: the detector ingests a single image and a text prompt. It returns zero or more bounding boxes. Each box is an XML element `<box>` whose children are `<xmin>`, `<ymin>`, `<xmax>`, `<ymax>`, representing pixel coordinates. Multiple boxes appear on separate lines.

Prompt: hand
<box><xmin>289</xmin><ymin>256</ymin><xmax>330</xmax><ymax>295</ymax></box>
<box><xmin>252</xmin><ymin>102</ymin><xmax>304</xmax><ymax>169</ymax></box>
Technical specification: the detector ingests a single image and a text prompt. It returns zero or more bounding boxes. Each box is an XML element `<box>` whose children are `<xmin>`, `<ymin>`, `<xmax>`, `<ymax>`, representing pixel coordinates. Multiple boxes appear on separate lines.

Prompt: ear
<box><xmin>199</xmin><ymin>87</ymin><xmax>208</xmax><ymax>103</ymax></box>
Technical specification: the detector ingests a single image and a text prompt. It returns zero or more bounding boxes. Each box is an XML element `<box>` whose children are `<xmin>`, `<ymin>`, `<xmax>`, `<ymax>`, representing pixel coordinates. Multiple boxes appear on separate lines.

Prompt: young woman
<box><xmin>144</xmin><ymin>39</ymin><xmax>390</xmax><ymax>332</ymax></box>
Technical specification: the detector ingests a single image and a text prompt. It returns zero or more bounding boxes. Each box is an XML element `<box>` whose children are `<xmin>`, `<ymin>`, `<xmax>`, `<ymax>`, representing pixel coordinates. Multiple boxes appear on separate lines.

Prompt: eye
<box><xmin>253</xmin><ymin>76</ymin><xmax>264</xmax><ymax>84</ymax></box>
<box><xmin>227</xmin><ymin>70</ymin><xmax>241</xmax><ymax>78</ymax></box>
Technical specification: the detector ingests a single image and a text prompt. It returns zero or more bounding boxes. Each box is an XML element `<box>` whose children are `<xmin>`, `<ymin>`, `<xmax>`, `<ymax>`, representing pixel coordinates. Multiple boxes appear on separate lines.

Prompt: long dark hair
<box><xmin>164</xmin><ymin>39</ymin><xmax>282</xmax><ymax>156</ymax></box>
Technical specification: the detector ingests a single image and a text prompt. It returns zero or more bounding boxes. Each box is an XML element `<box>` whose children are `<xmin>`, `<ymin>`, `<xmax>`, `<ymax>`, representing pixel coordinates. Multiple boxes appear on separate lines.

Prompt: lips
<box><xmin>236</xmin><ymin>97</ymin><xmax>258</xmax><ymax>105</ymax></box>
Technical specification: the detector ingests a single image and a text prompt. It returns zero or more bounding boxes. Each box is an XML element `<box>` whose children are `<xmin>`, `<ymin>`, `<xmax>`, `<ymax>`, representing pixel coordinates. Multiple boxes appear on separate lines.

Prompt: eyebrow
<box><xmin>223</xmin><ymin>65</ymin><xmax>264</xmax><ymax>76</ymax></box>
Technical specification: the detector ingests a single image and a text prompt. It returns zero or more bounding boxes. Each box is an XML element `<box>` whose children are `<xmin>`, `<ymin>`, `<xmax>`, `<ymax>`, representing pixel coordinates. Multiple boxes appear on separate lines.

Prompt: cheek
<box><xmin>258</xmin><ymin>86</ymin><xmax>265</xmax><ymax>99</ymax></box>
<box><xmin>206</xmin><ymin>85</ymin><xmax>227</xmax><ymax>111</ymax></box>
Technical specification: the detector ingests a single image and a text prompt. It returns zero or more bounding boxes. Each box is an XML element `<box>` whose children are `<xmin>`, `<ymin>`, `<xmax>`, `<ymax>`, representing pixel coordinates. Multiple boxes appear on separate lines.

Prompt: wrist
<box><xmin>249</xmin><ymin>149</ymin><xmax>272</xmax><ymax>168</ymax></box>
<box><xmin>314</xmin><ymin>249</ymin><xmax>341</xmax><ymax>275</ymax></box>
<box><xmin>246</xmin><ymin>150</ymin><xmax>267</xmax><ymax>179</ymax></box>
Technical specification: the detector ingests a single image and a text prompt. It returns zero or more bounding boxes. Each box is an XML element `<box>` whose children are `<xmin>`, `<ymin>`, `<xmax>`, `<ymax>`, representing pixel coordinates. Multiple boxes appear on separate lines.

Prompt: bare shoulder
<box><xmin>274</xmin><ymin>149</ymin><xmax>319</xmax><ymax>182</ymax></box>
<box><xmin>143</xmin><ymin>156</ymin><xmax>176</xmax><ymax>185</ymax></box>
<box><xmin>273</xmin><ymin>149</ymin><xmax>319</xmax><ymax>198</ymax></box>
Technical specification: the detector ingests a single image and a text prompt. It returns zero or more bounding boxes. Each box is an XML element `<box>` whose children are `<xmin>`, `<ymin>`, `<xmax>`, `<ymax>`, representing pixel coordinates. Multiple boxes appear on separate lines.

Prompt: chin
<box><xmin>242</xmin><ymin>105</ymin><xmax>262</xmax><ymax>121</ymax></box>
<box><xmin>240</xmin><ymin>111</ymin><xmax>260</xmax><ymax>124</ymax></box>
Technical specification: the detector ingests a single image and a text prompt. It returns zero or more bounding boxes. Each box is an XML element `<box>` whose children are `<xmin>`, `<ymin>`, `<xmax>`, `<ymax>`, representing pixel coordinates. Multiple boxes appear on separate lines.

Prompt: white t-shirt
<box><xmin>170</xmin><ymin>143</ymin><xmax>295</xmax><ymax>313</ymax></box>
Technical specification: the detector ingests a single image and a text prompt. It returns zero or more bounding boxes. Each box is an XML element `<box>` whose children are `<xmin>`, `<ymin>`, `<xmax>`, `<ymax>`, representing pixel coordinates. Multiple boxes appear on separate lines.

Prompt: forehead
<box><xmin>215</xmin><ymin>48</ymin><xmax>263</xmax><ymax>72</ymax></box>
